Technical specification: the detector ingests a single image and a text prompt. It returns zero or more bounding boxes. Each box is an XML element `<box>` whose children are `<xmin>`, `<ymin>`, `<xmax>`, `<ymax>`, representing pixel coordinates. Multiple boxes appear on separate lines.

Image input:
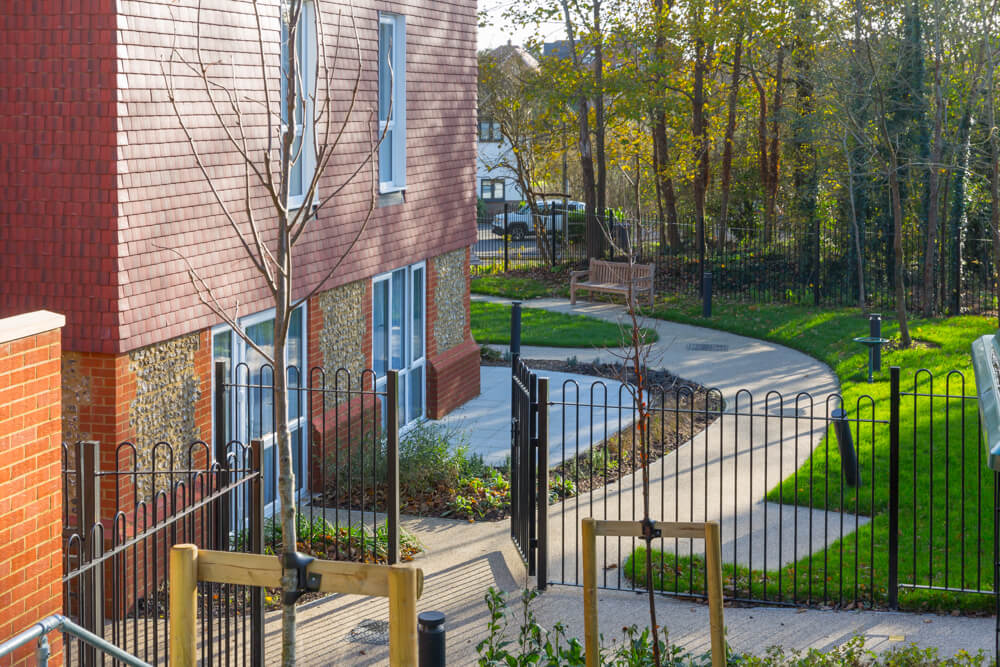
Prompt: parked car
<box><xmin>491</xmin><ymin>200</ymin><xmax>586</xmax><ymax>240</ymax></box>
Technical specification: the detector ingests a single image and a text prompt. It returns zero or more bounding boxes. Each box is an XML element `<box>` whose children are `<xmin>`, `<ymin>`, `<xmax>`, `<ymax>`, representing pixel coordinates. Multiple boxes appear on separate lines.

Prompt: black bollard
<box><xmin>511</xmin><ymin>301</ymin><xmax>522</xmax><ymax>368</ymax></box>
<box><xmin>418</xmin><ymin>611</ymin><xmax>446</xmax><ymax>666</ymax></box>
<box><xmin>702</xmin><ymin>272</ymin><xmax>713</xmax><ymax>318</ymax></box>
<box><xmin>832</xmin><ymin>408</ymin><xmax>860</xmax><ymax>487</ymax></box>
<box><xmin>869</xmin><ymin>313</ymin><xmax>882</xmax><ymax>372</ymax></box>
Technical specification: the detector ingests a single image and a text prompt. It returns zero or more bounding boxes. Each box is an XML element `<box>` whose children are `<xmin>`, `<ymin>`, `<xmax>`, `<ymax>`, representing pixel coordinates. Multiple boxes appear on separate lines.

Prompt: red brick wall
<box><xmin>0</xmin><ymin>2</ymin><xmax>119</xmax><ymax>355</ymax></box>
<box><xmin>426</xmin><ymin>338</ymin><xmax>480</xmax><ymax>419</ymax></box>
<box><xmin>113</xmin><ymin>0</ymin><xmax>478</xmax><ymax>354</ymax></box>
<box><xmin>0</xmin><ymin>315</ymin><xmax>65</xmax><ymax>666</ymax></box>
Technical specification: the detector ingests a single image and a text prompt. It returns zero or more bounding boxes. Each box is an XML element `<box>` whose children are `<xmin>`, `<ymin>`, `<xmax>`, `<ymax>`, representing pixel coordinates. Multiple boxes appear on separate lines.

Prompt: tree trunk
<box><xmin>693</xmin><ymin>36</ymin><xmax>710</xmax><ymax>291</ymax></box>
<box><xmin>717</xmin><ymin>35</ymin><xmax>743</xmax><ymax>249</ymax></box>
<box><xmin>888</xmin><ymin>153</ymin><xmax>912</xmax><ymax>347</ymax></box>
<box><xmin>923</xmin><ymin>26</ymin><xmax>944</xmax><ymax>317</ymax></box>
<box><xmin>594</xmin><ymin>0</ymin><xmax>608</xmax><ymax>257</ymax></box>
<box><xmin>652</xmin><ymin>115</ymin><xmax>681</xmax><ymax>249</ymax></box>
<box><xmin>560</xmin><ymin>1</ymin><xmax>600</xmax><ymax>260</ymax></box>
<box><xmin>764</xmin><ymin>48</ymin><xmax>785</xmax><ymax>243</ymax></box>
<box><xmin>987</xmin><ymin>44</ymin><xmax>999</xmax><ymax>326</ymax></box>
<box><xmin>949</xmin><ymin>108</ymin><xmax>973</xmax><ymax>315</ymax></box>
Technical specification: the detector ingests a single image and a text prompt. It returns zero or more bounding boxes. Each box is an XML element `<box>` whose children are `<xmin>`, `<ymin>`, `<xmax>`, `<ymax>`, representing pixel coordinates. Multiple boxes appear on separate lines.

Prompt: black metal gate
<box><xmin>510</xmin><ymin>357</ymin><xmax>548</xmax><ymax>585</ymax></box>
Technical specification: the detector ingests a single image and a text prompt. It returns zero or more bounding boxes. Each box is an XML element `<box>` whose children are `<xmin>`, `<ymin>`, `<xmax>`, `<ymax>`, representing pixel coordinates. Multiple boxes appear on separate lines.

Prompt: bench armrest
<box><xmin>569</xmin><ymin>270</ymin><xmax>589</xmax><ymax>281</ymax></box>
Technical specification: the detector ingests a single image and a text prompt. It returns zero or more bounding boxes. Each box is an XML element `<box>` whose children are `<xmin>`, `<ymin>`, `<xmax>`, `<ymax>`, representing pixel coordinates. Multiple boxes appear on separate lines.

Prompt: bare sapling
<box><xmin>159</xmin><ymin>1</ymin><xmax>390</xmax><ymax>663</ymax></box>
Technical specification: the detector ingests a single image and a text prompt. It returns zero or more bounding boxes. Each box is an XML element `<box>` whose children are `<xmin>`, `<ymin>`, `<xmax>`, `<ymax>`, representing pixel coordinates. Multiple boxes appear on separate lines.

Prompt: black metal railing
<box><xmin>61</xmin><ymin>439</ymin><xmax>263</xmax><ymax>666</ymax></box>
<box><xmin>216</xmin><ymin>362</ymin><xmax>401</xmax><ymax>565</ymax></box>
<box><xmin>530</xmin><ymin>364</ymin><xmax>995</xmax><ymax>611</ymax></box>
<box><xmin>472</xmin><ymin>206</ymin><xmax>999</xmax><ymax>314</ymax></box>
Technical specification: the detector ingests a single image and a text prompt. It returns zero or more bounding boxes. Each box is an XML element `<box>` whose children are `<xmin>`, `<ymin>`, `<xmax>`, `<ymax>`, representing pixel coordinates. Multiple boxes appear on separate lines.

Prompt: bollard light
<box><xmin>832</xmin><ymin>408</ymin><xmax>860</xmax><ymax>487</ymax></box>
<box><xmin>418</xmin><ymin>611</ymin><xmax>446</xmax><ymax>666</ymax></box>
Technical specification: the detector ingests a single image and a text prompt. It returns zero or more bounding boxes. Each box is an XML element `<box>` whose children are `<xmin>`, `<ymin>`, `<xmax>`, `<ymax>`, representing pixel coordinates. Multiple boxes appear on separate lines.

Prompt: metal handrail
<box><xmin>0</xmin><ymin>614</ymin><xmax>151</xmax><ymax>667</ymax></box>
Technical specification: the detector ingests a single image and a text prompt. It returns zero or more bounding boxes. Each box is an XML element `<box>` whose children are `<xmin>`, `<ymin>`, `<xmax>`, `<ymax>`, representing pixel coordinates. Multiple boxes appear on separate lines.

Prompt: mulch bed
<box><xmin>483</xmin><ymin>358</ymin><xmax>721</xmax><ymax>498</ymax></box>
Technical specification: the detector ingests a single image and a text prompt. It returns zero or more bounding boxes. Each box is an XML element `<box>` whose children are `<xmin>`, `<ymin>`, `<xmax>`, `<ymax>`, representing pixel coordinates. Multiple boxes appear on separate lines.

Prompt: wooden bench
<box><xmin>570</xmin><ymin>258</ymin><xmax>655</xmax><ymax>307</ymax></box>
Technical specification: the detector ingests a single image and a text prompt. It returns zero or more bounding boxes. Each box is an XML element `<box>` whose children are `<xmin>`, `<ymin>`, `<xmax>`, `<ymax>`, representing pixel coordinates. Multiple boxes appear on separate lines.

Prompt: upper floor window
<box><xmin>281</xmin><ymin>1</ymin><xmax>317</xmax><ymax>210</ymax></box>
<box><xmin>379</xmin><ymin>13</ymin><xmax>406</xmax><ymax>193</ymax></box>
<box><xmin>480</xmin><ymin>179</ymin><xmax>505</xmax><ymax>201</ymax></box>
<box><xmin>479</xmin><ymin>116</ymin><xmax>502</xmax><ymax>142</ymax></box>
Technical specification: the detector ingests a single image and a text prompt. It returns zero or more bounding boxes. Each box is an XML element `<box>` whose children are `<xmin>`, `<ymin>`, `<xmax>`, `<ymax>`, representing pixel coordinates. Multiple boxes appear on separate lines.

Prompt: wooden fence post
<box><xmin>388</xmin><ymin>565</ymin><xmax>419</xmax><ymax>666</ymax></box>
<box><xmin>169</xmin><ymin>544</ymin><xmax>198</xmax><ymax>667</ymax></box>
<box><xmin>582</xmin><ymin>518</ymin><xmax>598</xmax><ymax>667</ymax></box>
<box><xmin>704</xmin><ymin>522</ymin><xmax>725</xmax><ymax>667</ymax></box>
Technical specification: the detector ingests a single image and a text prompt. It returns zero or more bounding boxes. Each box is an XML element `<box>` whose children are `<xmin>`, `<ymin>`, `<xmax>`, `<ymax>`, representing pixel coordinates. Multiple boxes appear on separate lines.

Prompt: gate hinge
<box><xmin>530</xmin><ymin>538</ymin><xmax>538</xmax><ymax>549</ymax></box>
<box><xmin>530</xmin><ymin>437</ymin><xmax>539</xmax><ymax>450</ymax></box>
<box><xmin>641</xmin><ymin>518</ymin><xmax>661</xmax><ymax>540</ymax></box>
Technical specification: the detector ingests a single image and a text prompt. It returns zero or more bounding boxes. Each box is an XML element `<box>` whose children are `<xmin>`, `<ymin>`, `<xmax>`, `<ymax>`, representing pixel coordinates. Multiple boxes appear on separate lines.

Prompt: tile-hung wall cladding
<box><xmin>318</xmin><ymin>279</ymin><xmax>367</xmax><ymax>406</ymax></box>
<box><xmin>128</xmin><ymin>333</ymin><xmax>203</xmax><ymax>496</ymax></box>
<box><xmin>434</xmin><ymin>249</ymin><xmax>467</xmax><ymax>354</ymax></box>
<box><xmin>373</xmin><ymin>263</ymin><xmax>425</xmax><ymax>426</ymax></box>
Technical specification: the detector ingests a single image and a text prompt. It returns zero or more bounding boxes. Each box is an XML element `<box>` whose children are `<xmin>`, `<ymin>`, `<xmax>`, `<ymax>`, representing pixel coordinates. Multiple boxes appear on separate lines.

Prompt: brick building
<box><xmin>0</xmin><ymin>0</ymin><xmax>480</xmax><ymax>511</ymax></box>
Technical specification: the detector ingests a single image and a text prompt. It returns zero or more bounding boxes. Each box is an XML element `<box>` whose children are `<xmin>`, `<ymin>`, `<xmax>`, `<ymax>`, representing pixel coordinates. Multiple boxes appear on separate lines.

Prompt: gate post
<box><xmin>387</xmin><ymin>371</ymin><xmax>401</xmax><ymax>565</ymax></box>
<box><xmin>250</xmin><ymin>439</ymin><xmax>264</xmax><ymax>667</ymax></box>
<box><xmin>214</xmin><ymin>361</ymin><xmax>230</xmax><ymax>551</ymax></box>
<box><xmin>888</xmin><ymin>366</ymin><xmax>900</xmax><ymax>609</ymax></box>
<box><xmin>536</xmin><ymin>378</ymin><xmax>549</xmax><ymax>590</ymax></box>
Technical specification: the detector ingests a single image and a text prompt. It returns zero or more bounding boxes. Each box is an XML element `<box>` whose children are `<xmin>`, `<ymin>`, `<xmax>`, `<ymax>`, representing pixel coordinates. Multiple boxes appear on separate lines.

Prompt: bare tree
<box><xmin>161</xmin><ymin>1</ymin><xmax>386</xmax><ymax>663</ymax></box>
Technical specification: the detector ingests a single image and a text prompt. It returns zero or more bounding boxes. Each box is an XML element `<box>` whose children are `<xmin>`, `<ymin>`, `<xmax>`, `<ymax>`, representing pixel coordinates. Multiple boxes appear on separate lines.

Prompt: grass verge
<box><xmin>471</xmin><ymin>301</ymin><xmax>657</xmax><ymax>347</ymax></box>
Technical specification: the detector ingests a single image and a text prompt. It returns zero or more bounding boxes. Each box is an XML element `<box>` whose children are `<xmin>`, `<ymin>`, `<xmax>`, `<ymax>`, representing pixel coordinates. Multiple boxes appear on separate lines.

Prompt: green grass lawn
<box><xmin>470</xmin><ymin>275</ymin><xmax>554</xmax><ymax>299</ymax></box>
<box><xmin>471</xmin><ymin>301</ymin><xmax>658</xmax><ymax>348</ymax></box>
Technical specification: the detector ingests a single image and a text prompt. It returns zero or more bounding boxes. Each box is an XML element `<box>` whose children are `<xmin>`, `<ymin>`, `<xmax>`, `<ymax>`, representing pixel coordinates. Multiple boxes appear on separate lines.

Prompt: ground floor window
<box><xmin>373</xmin><ymin>263</ymin><xmax>425</xmax><ymax>427</ymax></box>
<box><xmin>212</xmin><ymin>305</ymin><xmax>307</xmax><ymax>514</ymax></box>
<box><xmin>480</xmin><ymin>178</ymin><xmax>506</xmax><ymax>201</ymax></box>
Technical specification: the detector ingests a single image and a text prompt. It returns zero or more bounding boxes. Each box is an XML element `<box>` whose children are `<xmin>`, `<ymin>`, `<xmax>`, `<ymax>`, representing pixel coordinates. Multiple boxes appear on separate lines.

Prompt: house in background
<box><xmin>0</xmin><ymin>0</ymin><xmax>480</xmax><ymax>510</ymax></box>
<box><xmin>476</xmin><ymin>42</ymin><xmax>538</xmax><ymax>216</ymax></box>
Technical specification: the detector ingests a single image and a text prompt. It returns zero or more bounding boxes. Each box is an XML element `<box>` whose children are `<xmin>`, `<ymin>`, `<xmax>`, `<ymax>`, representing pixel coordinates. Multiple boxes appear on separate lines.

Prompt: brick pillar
<box><xmin>0</xmin><ymin>311</ymin><xmax>65</xmax><ymax>667</ymax></box>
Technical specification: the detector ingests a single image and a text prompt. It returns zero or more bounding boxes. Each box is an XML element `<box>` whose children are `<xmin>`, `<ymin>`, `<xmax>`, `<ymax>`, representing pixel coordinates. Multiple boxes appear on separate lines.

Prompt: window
<box><xmin>478</xmin><ymin>116</ymin><xmax>502</xmax><ymax>142</ymax></box>
<box><xmin>379</xmin><ymin>13</ymin><xmax>406</xmax><ymax>193</ymax></box>
<box><xmin>212</xmin><ymin>306</ymin><xmax>308</xmax><ymax>515</ymax></box>
<box><xmin>480</xmin><ymin>179</ymin><xmax>506</xmax><ymax>201</ymax></box>
<box><xmin>281</xmin><ymin>2</ymin><xmax>317</xmax><ymax>210</ymax></box>
<box><xmin>373</xmin><ymin>263</ymin><xmax>425</xmax><ymax>426</ymax></box>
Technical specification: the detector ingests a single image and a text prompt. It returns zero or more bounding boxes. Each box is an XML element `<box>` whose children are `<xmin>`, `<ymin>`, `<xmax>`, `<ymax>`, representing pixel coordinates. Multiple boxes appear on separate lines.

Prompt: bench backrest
<box><xmin>589</xmin><ymin>258</ymin><xmax>653</xmax><ymax>285</ymax></box>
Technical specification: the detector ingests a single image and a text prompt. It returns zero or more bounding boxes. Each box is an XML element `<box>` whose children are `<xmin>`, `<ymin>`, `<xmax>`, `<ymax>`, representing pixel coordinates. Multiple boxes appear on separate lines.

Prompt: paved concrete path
<box><xmin>436</xmin><ymin>366</ymin><xmax>634</xmax><ymax>465</ymax></box>
<box><xmin>276</xmin><ymin>297</ymin><xmax>993</xmax><ymax>664</ymax></box>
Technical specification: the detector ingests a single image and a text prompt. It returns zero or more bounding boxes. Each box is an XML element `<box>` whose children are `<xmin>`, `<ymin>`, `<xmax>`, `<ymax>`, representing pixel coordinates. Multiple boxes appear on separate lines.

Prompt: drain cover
<box><xmin>686</xmin><ymin>343</ymin><xmax>729</xmax><ymax>352</ymax></box>
<box><xmin>346</xmin><ymin>619</ymin><xmax>390</xmax><ymax>645</ymax></box>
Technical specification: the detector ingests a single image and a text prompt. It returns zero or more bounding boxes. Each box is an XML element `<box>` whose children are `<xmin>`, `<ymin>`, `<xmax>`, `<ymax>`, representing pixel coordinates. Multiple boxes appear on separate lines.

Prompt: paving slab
<box><xmin>434</xmin><ymin>366</ymin><xmax>634</xmax><ymax>465</ymax></box>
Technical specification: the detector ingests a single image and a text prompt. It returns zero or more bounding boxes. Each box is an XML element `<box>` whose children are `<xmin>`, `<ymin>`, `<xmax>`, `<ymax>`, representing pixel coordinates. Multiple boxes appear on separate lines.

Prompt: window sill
<box><xmin>377</xmin><ymin>190</ymin><xmax>405</xmax><ymax>208</ymax></box>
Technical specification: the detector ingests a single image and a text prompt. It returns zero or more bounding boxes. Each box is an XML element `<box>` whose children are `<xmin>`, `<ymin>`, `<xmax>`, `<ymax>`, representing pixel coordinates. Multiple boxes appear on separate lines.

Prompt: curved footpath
<box><xmin>277</xmin><ymin>296</ymin><xmax>992</xmax><ymax>665</ymax></box>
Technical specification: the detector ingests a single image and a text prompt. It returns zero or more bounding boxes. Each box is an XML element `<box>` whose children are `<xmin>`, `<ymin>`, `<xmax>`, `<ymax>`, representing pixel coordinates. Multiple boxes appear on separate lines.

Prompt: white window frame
<box><xmin>481</xmin><ymin>178</ymin><xmax>505</xmax><ymax>201</ymax></box>
<box><xmin>282</xmin><ymin>1</ymin><xmax>317</xmax><ymax>210</ymax></box>
<box><xmin>378</xmin><ymin>13</ymin><xmax>406</xmax><ymax>194</ymax></box>
<box><xmin>372</xmin><ymin>261</ymin><xmax>425</xmax><ymax>428</ymax></box>
<box><xmin>211</xmin><ymin>304</ymin><xmax>309</xmax><ymax>517</ymax></box>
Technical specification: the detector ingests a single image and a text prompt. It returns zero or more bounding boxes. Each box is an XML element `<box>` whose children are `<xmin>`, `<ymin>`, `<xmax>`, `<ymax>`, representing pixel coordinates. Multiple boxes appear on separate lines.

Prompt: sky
<box><xmin>477</xmin><ymin>1</ymin><xmax>566</xmax><ymax>50</ymax></box>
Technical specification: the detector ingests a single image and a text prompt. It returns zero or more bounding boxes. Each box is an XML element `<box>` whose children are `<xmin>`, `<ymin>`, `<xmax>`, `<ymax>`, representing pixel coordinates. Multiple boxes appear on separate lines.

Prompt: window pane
<box><xmin>374</xmin><ymin>280</ymin><xmax>389</xmax><ymax>376</ymax></box>
<box><xmin>288</xmin><ymin>308</ymin><xmax>303</xmax><ymax>421</ymax></box>
<box><xmin>391</xmin><ymin>268</ymin><xmax>405</xmax><ymax>369</ymax></box>
<box><xmin>411</xmin><ymin>267</ymin><xmax>423</xmax><ymax>360</ymax></box>
<box><xmin>496</xmin><ymin>181</ymin><xmax>505</xmax><ymax>200</ymax></box>
<box><xmin>379</xmin><ymin>21</ymin><xmax>393</xmax><ymax>122</ymax></box>
<box><xmin>379</xmin><ymin>129</ymin><xmax>393</xmax><ymax>185</ymax></box>
<box><xmin>290</xmin><ymin>132</ymin><xmax>303</xmax><ymax>197</ymax></box>
<box><xmin>408</xmin><ymin>365</ymin><xmax>423</xmax><ymax>422</ymax></box>
<box><xmin>247</xmin><ymin>319</ymin><xmax>275</xmax><ymax>438</ymax></box>
<box><xmin>212</xmin><ymin>330</ymin><xmax>233</xmax><ymax>445</ymax></box>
